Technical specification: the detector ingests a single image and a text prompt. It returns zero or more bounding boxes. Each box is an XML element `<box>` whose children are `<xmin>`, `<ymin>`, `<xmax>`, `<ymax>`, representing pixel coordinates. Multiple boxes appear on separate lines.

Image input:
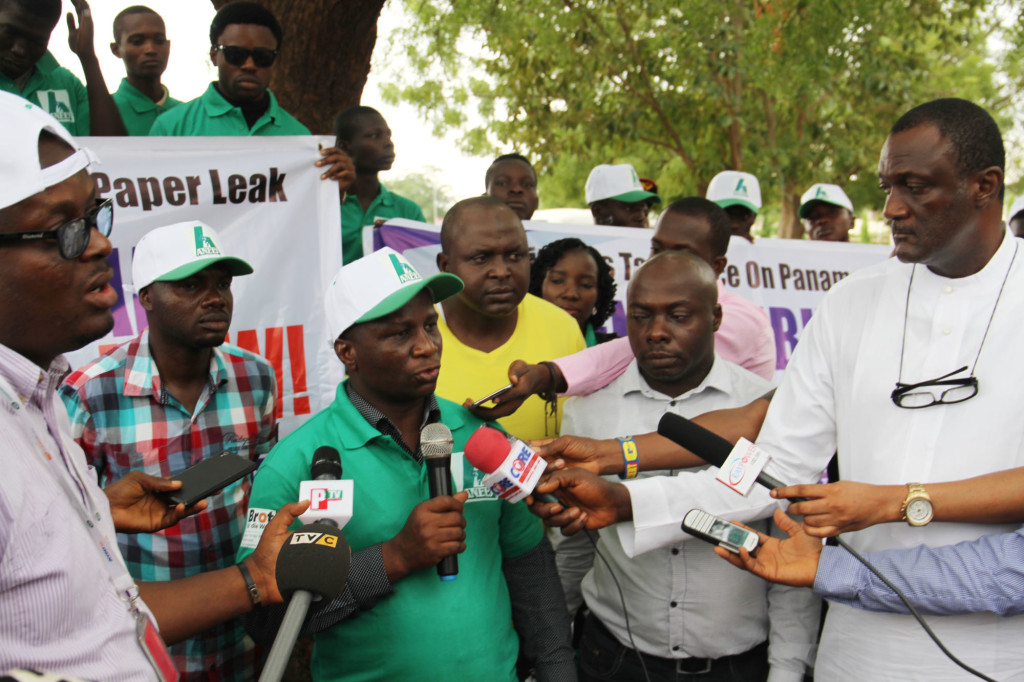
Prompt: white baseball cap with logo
<box><xmin>798</xmin><ymin>183</ymin><xmax>854</xmax><ymax>218</ymax></box>
<box><xmin>131</xmin><ymin>221</ymin><xmax>254</xmax><ymax>291</ymax></box>
<box><xmin>1007</xmin><ymin>196</ymin><xmax>1024</xmax><ymax>223</ymax></box>
<box><xmin>585</xmin><ymin>164</ymin><xmax>660</xmax><ymax>204</ymax></box>
<box><xmin>325</xmin><ymin>247</ymin><xmax>464</xmax><ymax>341</ymax></box>
<box><xmin>0</xmin><ymin>91</ymin><xmax>99</xmax><ymax>211</ymax></box>
<box><xmin>706</xmin><ymin>171</ymin><xmax>762</xmax><ymax>213</ymax></box>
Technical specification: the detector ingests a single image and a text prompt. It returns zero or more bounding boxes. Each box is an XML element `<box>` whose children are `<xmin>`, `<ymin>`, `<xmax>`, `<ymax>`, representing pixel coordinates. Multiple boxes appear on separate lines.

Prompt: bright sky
<box><xmin>49</xmin><ymin>0</ymin><xmax>491</xmax><ymax>203</ymax></box>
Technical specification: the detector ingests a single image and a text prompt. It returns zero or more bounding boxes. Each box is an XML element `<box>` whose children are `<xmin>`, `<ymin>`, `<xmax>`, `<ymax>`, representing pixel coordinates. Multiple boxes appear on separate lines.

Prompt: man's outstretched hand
<box><xmin>713</xmin><ymin>509</ymin><xmax>824</xmax><ymax>587</ymax></box>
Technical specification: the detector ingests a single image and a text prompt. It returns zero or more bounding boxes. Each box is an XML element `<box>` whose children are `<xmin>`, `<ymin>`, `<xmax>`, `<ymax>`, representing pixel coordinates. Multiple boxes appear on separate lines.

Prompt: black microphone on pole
<box><xmin>656</xmin><ymin>412</ymin><xmax>807</xmax><ymax>500</ymax></box>
<box><xmin>421</xmin><ymin>423</ymin><xmax>458</xmax><ymax>581</ymax></box>
<box><xmin>259</xmin><ymin>447</ymin><xmax>350</xmax><ymax>682</ymax></box>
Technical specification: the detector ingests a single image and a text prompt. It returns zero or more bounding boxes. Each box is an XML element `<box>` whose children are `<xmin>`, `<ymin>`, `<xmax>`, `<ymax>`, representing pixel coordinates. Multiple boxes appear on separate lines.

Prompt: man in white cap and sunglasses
<box><xmin>0</xmin><ymin>91</ymin><xmax>311</xmax><ymax>680</ymax></box>
<box><xmin>238</xmin><ymin>247</ymin><xmax>575</xmax><ymax>682</ymax></box>
<box><xmin>60</xmin><ymin>220</ymin><xmax>277</xmax><ymax>681</ymax></box>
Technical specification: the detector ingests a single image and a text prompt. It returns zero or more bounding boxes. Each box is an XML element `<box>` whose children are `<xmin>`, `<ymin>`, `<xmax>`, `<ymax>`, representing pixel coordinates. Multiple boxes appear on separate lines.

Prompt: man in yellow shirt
<box><xmin>435</xmin><ymin>196</ymin><xmax>585</xmax><ymax>440</ymax></box>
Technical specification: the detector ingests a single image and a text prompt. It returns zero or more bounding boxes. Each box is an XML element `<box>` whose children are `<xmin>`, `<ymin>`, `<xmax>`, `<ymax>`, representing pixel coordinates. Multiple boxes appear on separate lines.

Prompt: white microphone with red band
<box><xmin>464</xmin><ymin>425</ymin><xmax>560</xmax><ymax>504</ymax></box>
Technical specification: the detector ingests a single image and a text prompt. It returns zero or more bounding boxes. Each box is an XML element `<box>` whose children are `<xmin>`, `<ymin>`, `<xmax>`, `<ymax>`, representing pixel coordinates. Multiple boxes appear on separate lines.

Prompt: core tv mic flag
<box><xmin>464</xmin><ymin>425</ymin><xmax>559</xmax><ymax>504</ymax></box>
<box><xmin>298</xmin><ymin>446</ymin><xmax>353</xmax><ymax>528</ymax></box>
<box><xmin>421</xmin><ymin>423</ymin><xmax>458</xmax><ymax>581</ymax></box>
<box><xmin>656</xmin><ymin>413</ymin><xmax>806</xmax><ymax>501</ymax></box>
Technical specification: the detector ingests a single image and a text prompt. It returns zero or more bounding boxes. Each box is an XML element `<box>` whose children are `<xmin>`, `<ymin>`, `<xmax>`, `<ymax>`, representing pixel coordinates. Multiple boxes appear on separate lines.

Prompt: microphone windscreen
<box><xmin>657</xmin><ymin>413</ymin><xmax>732</xmax><ymax>468</ymax></box>
<box><xmin>464</xmin><ymin>425</ymin><xmax>512</xmax><ymax>473</ymax></box>
<box><xmin>421</xmin><ymin>423</ymin><xmax>454</xmax><ymax>460</ymax></box>
<box><xmin>311</xmin><ymin>446</ymin><xmax>342</xmax><ymax>480</ymax></box>
<box><xmin>275</xmin><ymin>523</ymin><xmax>352</xmax><ymax>598</ymax></box>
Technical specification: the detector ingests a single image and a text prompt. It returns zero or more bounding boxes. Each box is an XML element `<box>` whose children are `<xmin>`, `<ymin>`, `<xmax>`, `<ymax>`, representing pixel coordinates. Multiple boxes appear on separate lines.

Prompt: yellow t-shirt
<box><xmin>437</xmin><ymin>294</ymin><xmax>586</xmax><ymax>441</ymax></box>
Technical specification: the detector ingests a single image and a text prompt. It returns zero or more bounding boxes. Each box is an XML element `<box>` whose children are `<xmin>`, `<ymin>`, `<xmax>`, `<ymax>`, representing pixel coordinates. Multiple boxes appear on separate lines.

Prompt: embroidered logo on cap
<box><xmin>734</xmin><ymin>178</ymin><xmax>750</xmax><ymax>196</ymax></box>
<box><xmin>193</xmin><ymin>225</ymin><xmax>221</xmax><ymax>257</ymax></box>
<box><xmin>816</xmin><ymin>187</ymin><xmax>829</xmax><ymax>199</ymax></box>
<box><xmin>389</xmin><ymin>253</ymin><xmax>422</xmax><ymax>285</ymax></box>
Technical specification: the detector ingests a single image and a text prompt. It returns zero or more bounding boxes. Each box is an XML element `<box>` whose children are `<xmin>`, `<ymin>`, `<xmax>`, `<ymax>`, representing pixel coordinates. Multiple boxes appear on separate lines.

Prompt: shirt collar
<box><xmin>122</xmin><ymin>329</ymin><xmax>227</xmax><ymax>400</ymax></box>
<box><xmin>0</xmin><ymin>343</ymin><xmax>69</xmax><ymax>412</ymax></box>
<box><xmin>33</xmin><ymin>51</ymin><xmax>60</xmax><ymax>76</ymax></box>
<box><xmin>345</xmin><ymin>381</ymin><xmax>441</xmax><ymax>461</ymax></box>
<box><xmin>202</xmin><ymin>82</ymin><xmax>280</xmax><ymax>121</ymax></box>
<box><xmin>621</xmin><ymin>352</ymin><xmax>732</xmax><ymax>403</ymax></box>
<box><xmin>116</xmin><ymin>78</ymin><xmax>168</xmax><ymax>113</ymax></box>
<box><xmin>914</xmin><ymin>226</ymin><xmax>1018</xmax><ymax>291</ymax></box>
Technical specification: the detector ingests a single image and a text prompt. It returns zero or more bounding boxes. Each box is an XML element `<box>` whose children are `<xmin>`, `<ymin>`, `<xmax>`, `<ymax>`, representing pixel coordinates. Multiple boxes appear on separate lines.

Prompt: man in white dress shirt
<box><xmin>554</xmin><ymin>251</ymin><xmax>817</xmax><ymax>682</ymax></box>
<box><xmin>537</xmin><ymin>98</ymin><xmax>1024</xmax><ymax>680</ymax></box>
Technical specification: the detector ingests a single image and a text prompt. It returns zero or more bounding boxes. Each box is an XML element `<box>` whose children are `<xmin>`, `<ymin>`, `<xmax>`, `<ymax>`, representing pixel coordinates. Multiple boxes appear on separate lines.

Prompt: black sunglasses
<box><xmin>216</xmin><ymin>44</ymin><xmax>278</xmax><ymax>68</ymax></box>
<box><xmin>0</xmin><ymin>198</ymin><xmax>113</xmax><ymax>260</ymax></box>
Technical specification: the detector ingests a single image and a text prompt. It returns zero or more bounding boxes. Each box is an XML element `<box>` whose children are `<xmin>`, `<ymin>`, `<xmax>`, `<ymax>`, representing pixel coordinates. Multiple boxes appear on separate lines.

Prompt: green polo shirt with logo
<box><xmin>148</xmin><ymin>82</ymin><xmax>309</xmax><ymax>136</ymax></box>
<box><xmin>0</xmin><ymin>51</ymin><xmax>89</xmax><ymax>135</ymax></box>
<box><xmin>238</xmin><ymin>384</ymin><xmax>541</xmax><ymax>681</ymax></box>
<box><xmin>112</xmin><ymin>78</ymin><xmax>182</xmax><ymax>136</ymax></box>
<box><xmin>341</xmin><ymin>185</ymin><xmax>425</xmax><ymax>263</ymax></box>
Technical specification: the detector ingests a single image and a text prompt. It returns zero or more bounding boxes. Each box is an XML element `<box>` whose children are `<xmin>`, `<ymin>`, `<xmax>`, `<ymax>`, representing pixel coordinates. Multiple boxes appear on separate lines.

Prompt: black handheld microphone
<box><xmin>656</xmin><ymin>413</ymin><xmax>805</xmax><ymax>500</ymax></box>
<box><xmin>259</xmin><ymin>448</ymin><xmax>350</xmax><ymax>682</ymax></box>
<box><xmin>421</xmin><ymin>423</ymin><xmax>458</xmax><ymax>581</ymax></box>
<box><xmin>311</xmin><ymin>445</ymin><xmax>342</xmax><ymax>485</ymax></box>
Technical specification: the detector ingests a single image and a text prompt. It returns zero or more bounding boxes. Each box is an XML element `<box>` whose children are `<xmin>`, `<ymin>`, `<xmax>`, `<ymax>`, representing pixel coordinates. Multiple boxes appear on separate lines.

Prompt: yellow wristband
<box><xmin>618</xmin><ymin>437</ymin><xmax>639</xmax><ymax>479</ymax></box>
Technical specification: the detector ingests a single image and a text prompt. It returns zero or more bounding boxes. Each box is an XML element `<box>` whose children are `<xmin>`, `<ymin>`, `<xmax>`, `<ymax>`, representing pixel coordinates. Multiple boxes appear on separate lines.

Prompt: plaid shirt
<box><xmin>59</xmin><ymin>330</ymin><xmax>277</xmax><ymax>682</ymax></box>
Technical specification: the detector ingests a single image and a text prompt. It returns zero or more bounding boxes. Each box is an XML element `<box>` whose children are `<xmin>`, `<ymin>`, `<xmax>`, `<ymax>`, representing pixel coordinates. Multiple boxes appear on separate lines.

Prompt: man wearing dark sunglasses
<box><xmin>148</xmin><ymin>2</ymin><xmax>353</xmax><ymax>188</ymax></box>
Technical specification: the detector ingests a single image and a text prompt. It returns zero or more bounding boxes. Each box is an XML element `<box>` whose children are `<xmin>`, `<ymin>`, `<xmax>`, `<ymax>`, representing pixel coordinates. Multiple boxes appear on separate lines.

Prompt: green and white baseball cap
<box><xmin>798</xmin><ymin>183</ymin><xmax>854</xmax><ymax>218</ymax></box>
<box><xmin>0</xmin><ymin>92</ymin><xmax>99</xmax><ymax>211</ymax></box>
<box><xmin>325</xmin><ymin>247</ymin><xmax>464</xmax><ymax>341</ymax></box>
<box><xmin>131</xmin><ymin>221</ymin><xmax>253</xmax><ymax>291</ymax></box>
<box><xmin>585</xmin><ymin>164</ymin><xmax>660</xmax><ymax>204</ymax></box>
<box><xmin>706</xmin><ymin>171</ymin><xmax>762</xmax><ymax>213</ymax></box>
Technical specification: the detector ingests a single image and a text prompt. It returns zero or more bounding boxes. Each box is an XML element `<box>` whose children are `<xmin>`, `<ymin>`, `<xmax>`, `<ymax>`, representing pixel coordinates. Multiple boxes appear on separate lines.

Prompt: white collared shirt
<box><xmin>557</xmin><ymin>356</ymin><xmax>817</xmax><ymax>680</ymax></box>
<box><xmin>623</xmin><ymin>229</ymin><xmax>1024</xmax><ymax>680</ymax></box>
<box><xmin>0</xmin><ymin>345</ymin><xmax>156</xmax><ymax>680</ymax></box>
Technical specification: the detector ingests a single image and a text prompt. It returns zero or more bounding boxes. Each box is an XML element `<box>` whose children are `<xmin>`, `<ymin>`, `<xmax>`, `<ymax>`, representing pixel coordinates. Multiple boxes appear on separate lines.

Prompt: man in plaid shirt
<box><xmin>60</xmin><ymin>220</ymin><xmax>277</xmax><ymax>681</ymax></box>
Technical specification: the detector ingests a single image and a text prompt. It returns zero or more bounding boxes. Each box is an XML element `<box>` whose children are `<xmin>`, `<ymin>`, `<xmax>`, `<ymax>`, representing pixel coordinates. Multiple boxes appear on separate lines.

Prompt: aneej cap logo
<box><xmin>734</xmin><ymin>178</ymin><xmax>750</xmax><ymax>197</ymax></box>
<box><xmin>816</xmin><ymin>187</ymin><xmax>829</xmax><ymax>199</ymax></box>
<box><xmin>193</xmin><ymin>225</ymin><xmax>222</xmax><ymax>257</ymax></box>
<box><xmin>389</xmin><ymin>252</ymin><xmax>422</xmax><ymax>285</ymax></box>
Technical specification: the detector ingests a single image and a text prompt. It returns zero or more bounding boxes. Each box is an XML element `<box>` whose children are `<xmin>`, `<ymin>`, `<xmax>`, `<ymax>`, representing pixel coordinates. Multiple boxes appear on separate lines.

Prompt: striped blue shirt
<box><xmin>815</xmin><ymin>528</ymin><xmax>1024</xmax><ymax>616</ymax></box>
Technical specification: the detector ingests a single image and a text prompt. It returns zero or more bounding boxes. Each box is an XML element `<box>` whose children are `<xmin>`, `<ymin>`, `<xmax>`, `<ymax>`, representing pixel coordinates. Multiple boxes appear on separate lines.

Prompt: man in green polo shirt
<box><xmin>0</xmin><ymin>0</ymin><xmax>125</xmax><ymax>135</ymax></box>
<box><xmin>148</xmin><ymin>2</ymin><xmax>352</xmax><ymax>186</ymax></box>
<box><xmin>149</xmin><ymin>2</ymin><xmax>303</xmax><ymax>137</ymax></box>
<box><xmin>238</xmin><ymin>247</ymin><xmax>575</xmax><ymax>681</ymax></box>
<box><xmin>333</xmin><ymin>106</ymin><xmax>426</xmax><ymax>263</ymax></box>
<box><xmin>108</xmin><ymin>5</ymin><xmax>180</xmax><ymax>136</ymax></box>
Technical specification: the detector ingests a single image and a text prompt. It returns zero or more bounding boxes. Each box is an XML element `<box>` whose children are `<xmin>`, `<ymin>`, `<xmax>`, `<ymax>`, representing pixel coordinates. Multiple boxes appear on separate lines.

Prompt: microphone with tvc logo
<box><xmin>421</xmin><ymin>423</ymin><xmax>458</xmax><ymax>581</ymax></box>
<box><xmin>259</xmin><ymin>449</ymin><xmax>353</xmax><ymax>682</ymax></box>
<box><xmin>464</xmin><ymin>425</ymin><xmax>560</xmax><ymax>505</ymax></box>
<box><xmin>298</xmin><ymin>446</ymin><xmax>354</xmax><ymax>528</ymax></box>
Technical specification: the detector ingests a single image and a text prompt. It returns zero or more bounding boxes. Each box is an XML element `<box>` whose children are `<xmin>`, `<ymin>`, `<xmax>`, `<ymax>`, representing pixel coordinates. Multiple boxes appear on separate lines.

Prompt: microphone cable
<box><xmin>834</xmin><ymin>536</ymin><xmax>997</xmax><ymax>682</ymax></box>
<box><xmin>583</xmin><ymin>529</ymin><xmax>652</xmax><ymax>682</ymax></box>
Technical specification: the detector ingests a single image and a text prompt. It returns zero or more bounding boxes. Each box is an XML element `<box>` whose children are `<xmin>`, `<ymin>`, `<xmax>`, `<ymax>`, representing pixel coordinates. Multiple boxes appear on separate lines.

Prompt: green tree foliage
<box><xmin>384</xmin><ymin>0</ymin><xmax>1002</xmax><ymax>237</ymax></box>
<box><xmin>385</xmin><ymin>166</ymin><xmax>458</xmax><ymax>222</ymax></box>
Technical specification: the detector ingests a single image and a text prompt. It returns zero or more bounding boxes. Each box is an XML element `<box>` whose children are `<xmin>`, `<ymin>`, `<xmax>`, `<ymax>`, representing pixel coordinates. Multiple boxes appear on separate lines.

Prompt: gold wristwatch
<box><xmin>900</xmin><ymin>483</ymin><xmax>934</xmax><ymax>527</ymax></box>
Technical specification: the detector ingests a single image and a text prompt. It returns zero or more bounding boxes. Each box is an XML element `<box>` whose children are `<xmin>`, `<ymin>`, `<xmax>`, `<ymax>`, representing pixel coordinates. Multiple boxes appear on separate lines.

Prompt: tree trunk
<box><xmin>210</xmin><ymin>0</ymin><xmax>385</xmax><ymax>134</ymax></box>
<box><xmin>778</xmin><ymin>186</ymin><xmax>804</xmax><ymax>239</ymax></box>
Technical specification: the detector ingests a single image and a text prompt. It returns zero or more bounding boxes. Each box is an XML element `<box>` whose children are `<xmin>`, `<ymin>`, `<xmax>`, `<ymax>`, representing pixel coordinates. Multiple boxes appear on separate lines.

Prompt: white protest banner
<box><xmin>67</xmin><ymin>136</ymin><xmax>343</xmax><ymax>432</ymax></box>
<box><xmin>368</xmin><ymin>219</ymin><xmax>892</xmax><ymax>382</ymax></box>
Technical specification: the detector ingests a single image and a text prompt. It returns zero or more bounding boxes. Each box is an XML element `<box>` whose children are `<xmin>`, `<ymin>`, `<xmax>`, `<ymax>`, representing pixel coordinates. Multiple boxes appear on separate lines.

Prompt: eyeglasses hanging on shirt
<box><xmin>891</xmin><ymin>242</ymin><xmax>1018</xmax><ymax>409</ymax></box>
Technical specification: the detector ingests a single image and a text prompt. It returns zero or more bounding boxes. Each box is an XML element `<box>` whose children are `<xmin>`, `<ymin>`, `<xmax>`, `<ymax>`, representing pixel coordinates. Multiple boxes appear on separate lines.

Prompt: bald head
<box><xmin>626</xmin><ymin>251</ymin><xmax>721</xmax><ymax>397</ymax></box>
<box><xmin>629</xmin><ymin>251</ymin><xmax>718</xmax><ymax>307</ymax></box>
<box><xmin>440</xmin><ymin>195</ymin><xmax>521</xmax><ymax>254</ymax></box>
